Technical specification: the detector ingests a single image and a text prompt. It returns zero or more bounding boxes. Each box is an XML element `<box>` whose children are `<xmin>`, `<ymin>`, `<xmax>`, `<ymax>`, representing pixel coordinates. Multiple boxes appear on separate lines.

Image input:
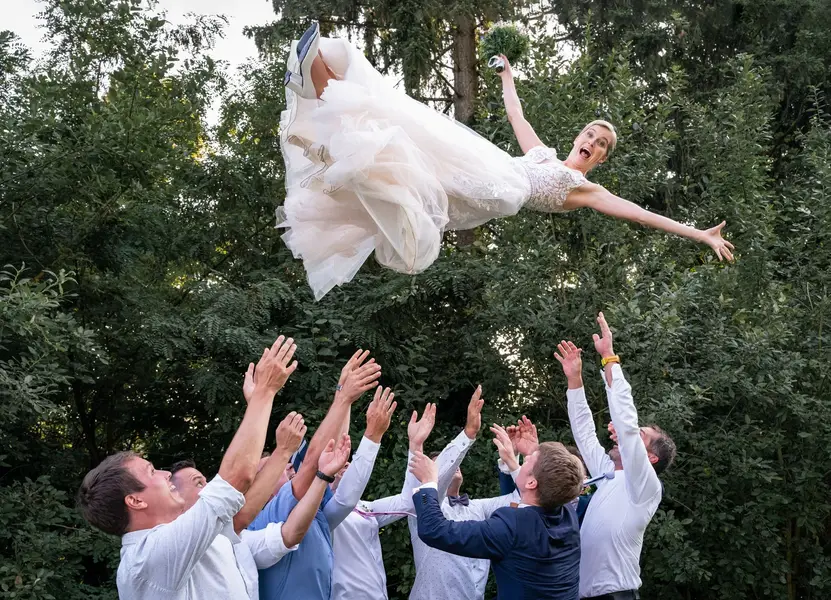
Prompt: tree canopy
<box><xmin>1</xmin><ymin>1</ymin><xmax>829</xmax><ymax>598</ymax></box>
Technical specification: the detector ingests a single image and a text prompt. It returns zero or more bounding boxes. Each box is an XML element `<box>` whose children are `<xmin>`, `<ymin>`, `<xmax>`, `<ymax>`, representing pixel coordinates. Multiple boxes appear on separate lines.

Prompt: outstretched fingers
<box><xmin>275</xmin><ymin>337</ymin><xmax>296</xmax><ymax>363</ymax></box>
<box><xmin>490</xmin><ymin>424</ymin><xmax>511</xmax><ymax>446</ymax></box>
<box><xmin>597</xmin><ymin>312</ymin><xmax>612</xmax><ymax>337</ymax></box>
<box><xmin>380</xmin><ymin>388</ymin><xmax>396</xmax><ymax>414</ymax></box>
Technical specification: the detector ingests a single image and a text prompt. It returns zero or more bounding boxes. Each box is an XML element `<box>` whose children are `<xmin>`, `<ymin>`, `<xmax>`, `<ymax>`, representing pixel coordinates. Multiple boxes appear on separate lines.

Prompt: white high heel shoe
<box><xmin>285</xmin><ymin>22</ymin><xmax>320</xmax><ymax>100</ymax></box>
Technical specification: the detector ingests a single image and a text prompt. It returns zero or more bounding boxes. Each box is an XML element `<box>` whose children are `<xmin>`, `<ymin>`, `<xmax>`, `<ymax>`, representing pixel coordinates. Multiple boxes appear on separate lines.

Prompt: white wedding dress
<box><xmin>279</xmin><ymin>37</ymin><xmax>588</xmax><ymax>300</ymax></box>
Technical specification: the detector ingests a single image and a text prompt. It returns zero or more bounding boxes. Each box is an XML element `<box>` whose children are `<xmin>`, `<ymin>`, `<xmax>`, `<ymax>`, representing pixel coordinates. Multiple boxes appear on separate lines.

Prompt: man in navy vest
<box><xmin>409</xmin><ymin>439</ymin><xmax>584</xmax><ymax>599</ymax></box>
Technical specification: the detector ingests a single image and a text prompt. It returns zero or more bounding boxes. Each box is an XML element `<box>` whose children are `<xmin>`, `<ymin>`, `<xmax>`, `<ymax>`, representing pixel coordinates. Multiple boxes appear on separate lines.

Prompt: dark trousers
<box><xmin>582</xmin><ymin>592</ymin><xmax>641</xmax><ymax>600</ymax></box>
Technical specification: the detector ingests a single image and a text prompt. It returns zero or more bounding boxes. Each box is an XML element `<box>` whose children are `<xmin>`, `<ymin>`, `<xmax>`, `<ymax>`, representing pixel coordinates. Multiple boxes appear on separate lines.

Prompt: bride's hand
<box><xmin>701</xmin><ymin>221</ymin><xmax>735</xmax><ymax>261</ymax></box>
<box><xmin>497</xmin><ymin>54</ymin><xmax>514</xmax><ymax>80</ymax></box>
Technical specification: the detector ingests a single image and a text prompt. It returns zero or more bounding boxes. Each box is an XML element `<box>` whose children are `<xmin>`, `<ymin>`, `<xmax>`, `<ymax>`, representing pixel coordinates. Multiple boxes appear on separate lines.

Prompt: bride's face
<box><xmin>570</xmin><ymin>125</ymin><xmax>614</xmax><ymax>172</ymax></box>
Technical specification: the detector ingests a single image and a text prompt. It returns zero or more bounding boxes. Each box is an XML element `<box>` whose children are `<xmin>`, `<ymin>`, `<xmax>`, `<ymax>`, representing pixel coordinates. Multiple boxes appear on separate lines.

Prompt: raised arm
<box><xmin>434</xmin><ymin>386</ymin><xmax>485</xmax><ymax>497</ymax></box>
<box><xmin>593</xmin><ymin>313</ymin><xmax>661</xmax><ymax>503</ymax></box>
<box><xmin>556</xmin><ymin>341</ymin><xmax>616</xmax><ymax>479</ymax></box>
<box><xmin>291</xmin><ymin>350</ymin><xmax>381</xmax><ymax>500</ymax></box>
<box><xmin>407</xmin><ymin>387</ymin><xmax>483</xmax><ymax>499</ymax></box>
<box><xmin>409</xmin><ymin>453</ymin><xmax>514</xmax><ymax>560</ymax></box>
<box><xmin>565</xmin><ymin>183</ymin><xmax>734</xmax><ymax>261</ymax></box>
<box><xmin>324</xmin><ymin>387</ymin><xmax>396</xmax><ymax>528</ymax></box>
<box><xmin>221</xmin><ymin>336</ymin><xmax>297</xmax><ymax>493</ymax></box>
<box><xmin>403</xmin><ymin>403</ymin><xmax>437</xmax><ymax>496</ymax></box>
<box><xmin>497</xmin><ymin>55</ymin><xmax>545</xmax><ymax>154</ymax></box>
<box><xmin>285</xmin><ymin>435</ymin><xmax>351</xmax><ymax>545</ymax></box>
<box><xmin>402</xmin><ymin>392</ymin><xmax>479</xmax><ymax>499</ymax></box>
<box><xmin>234</xmin><ymin>412</ymin><xmax>306</xmax><ymax>533</ymax></box>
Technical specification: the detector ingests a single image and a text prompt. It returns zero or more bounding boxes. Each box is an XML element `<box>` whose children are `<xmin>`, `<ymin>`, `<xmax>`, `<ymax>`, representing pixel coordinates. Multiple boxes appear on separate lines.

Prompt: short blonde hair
<box><xmin>533</xmin><ymin>442</ymin><xmax>586</xmax><ymax>511</ymax></box>
<box><xmin>580</xmin><ymin>120</ymin><xmax>617</xmax><ymax>155</ymax></box>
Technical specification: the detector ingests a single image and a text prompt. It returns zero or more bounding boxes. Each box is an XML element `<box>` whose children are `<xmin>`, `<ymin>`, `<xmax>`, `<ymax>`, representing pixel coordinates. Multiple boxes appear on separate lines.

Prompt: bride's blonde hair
<box><xmin>580</xmin><ymin>120</ymin><xmax>617</xmax><ymax>155</ymax></box>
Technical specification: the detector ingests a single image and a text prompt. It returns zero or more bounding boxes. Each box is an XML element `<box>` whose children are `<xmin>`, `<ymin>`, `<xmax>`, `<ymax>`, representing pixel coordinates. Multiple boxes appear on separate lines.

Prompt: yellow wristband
<box><xmin>601</xmin><ymin>355</ymin><xmax>620</xmax><ymax>367</ymax></box>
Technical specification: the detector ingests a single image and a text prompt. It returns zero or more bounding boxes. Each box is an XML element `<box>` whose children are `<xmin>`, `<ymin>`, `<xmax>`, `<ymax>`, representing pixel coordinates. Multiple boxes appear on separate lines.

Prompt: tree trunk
<box><xmin>73</xmin><ymin>381</ymin><xmax>100</xmax><ymax>467</ymax></box>
<box><xmin>452</xmin><ymin>13</ymin><xmax>478</xmax><ymax>247</ymax></box>
<box><xmin>452</xmin><ymin>13</ymin><xmax>478</xmax><ymax>125</ymax></box>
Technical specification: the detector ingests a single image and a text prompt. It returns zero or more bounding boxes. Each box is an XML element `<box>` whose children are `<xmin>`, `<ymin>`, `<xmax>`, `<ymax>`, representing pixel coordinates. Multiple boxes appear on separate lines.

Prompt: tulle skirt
<box><xmin>278</xmin><ymin>37</ymin><xmax>531</xmax><ymax>300</ymax></box>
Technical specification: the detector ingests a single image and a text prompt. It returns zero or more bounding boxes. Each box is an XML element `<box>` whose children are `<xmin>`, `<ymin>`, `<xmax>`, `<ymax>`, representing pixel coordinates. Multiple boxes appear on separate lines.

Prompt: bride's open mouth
<box><xmin>579</xmin><ymin>147</ymin><xmax>592</xmax><ymax>160</ymax></box>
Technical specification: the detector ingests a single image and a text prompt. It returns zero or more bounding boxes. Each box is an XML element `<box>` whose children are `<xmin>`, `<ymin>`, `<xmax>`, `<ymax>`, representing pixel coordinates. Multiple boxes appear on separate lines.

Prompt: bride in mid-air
<box><xmin>279</xmin><ymin>23</ymin><xmax>734</xmax><ymax>300</ymax></box>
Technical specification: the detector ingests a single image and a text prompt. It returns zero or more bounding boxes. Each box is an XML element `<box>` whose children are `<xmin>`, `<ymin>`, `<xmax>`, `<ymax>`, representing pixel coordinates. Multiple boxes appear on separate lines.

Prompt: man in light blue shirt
<box><xmin>250</xmin><ymin>351</ymin><xmax>394</xmax><ymax>600</ymax></box>
<box><xmin>249</xmin><ymin>478</ymin><xmax>337</xmax><ymax>598</ymax></box>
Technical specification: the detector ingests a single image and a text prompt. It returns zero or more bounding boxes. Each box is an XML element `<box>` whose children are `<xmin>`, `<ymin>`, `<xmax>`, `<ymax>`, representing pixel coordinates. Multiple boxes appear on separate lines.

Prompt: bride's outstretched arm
<box><xmin>565</xmin><ymin>183</ymin><xmax>735</xmax><ymax>261</ymax></box>
<box><xmin>497</xmin><ymin>55</ymin><xmax>544</xmax><ymax>154</ymax></box>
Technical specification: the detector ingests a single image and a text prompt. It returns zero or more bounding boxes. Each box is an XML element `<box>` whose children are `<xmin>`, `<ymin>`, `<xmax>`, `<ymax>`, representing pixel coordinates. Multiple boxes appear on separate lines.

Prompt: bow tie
<box><xmin>448</xmin><ymin>494</ymin><xmax>470</xmax><ymax>507</ymax></box>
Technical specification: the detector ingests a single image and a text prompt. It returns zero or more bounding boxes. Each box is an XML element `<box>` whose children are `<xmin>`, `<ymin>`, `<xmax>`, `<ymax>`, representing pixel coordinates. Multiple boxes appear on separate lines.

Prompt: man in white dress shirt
<box><xmin>331</xmin><ymin>400</ymin><xmax>478</xmax><ymax>600</ymax></box>
<box><xmin>167</xmin><ymin>412</ymin><xmax>350</xmax><ymax>600</ymax></box>
<box><xmin>403</xmin><ymin>387</ymin><xmax>521</xmax><ymax>600</ymax></box>
<box><xmin>76</xmin><ymin>336</ymin><xmax>300</xmax><ymax>600</ymax></box>
<box><xmin>556</xmin><ymin>313</ymin><xmax>677</xmax><ymax>600</ymax></box>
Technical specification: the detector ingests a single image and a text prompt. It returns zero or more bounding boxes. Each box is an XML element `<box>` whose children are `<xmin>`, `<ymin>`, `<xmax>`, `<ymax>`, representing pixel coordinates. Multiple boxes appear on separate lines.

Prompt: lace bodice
<box><xmin>515</xmin><ymin>146</ymin><xmax>587</xmax><ymax>213</ymax></box>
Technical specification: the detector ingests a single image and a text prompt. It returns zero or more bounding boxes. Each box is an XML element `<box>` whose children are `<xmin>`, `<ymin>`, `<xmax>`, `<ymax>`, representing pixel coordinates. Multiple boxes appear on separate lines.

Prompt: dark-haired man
<box><xmin>76</xmin><ymin>336</ymin><xmax>298</xmax><ymax>599</ymax></box>
<box><xmin>556</xmin><ymin>312</ymin><xmax>677</xmax><ymax>600</ymax></box>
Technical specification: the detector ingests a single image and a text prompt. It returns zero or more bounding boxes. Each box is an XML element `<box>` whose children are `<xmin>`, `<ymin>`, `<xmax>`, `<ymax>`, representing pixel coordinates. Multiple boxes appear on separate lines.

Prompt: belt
<box><xmin>582</xmin><ymin>591</ymin><xmax>640</xmax><ymax>600</ymax></box>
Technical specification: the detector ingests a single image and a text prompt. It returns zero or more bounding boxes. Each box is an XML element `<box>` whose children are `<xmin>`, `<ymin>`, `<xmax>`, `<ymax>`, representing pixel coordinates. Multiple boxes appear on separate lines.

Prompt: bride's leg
<box><xmin>311</xmin><ymin>51</ymin><xmax>341</xmax><ymax>99</ymax></box>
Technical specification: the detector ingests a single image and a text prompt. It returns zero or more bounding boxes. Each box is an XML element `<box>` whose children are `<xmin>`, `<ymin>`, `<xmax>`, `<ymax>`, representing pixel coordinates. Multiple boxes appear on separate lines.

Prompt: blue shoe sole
<box><xmin>296</xmin><ymin>23</ymin><xmax>319</xmax><ymax>61</ymax></box>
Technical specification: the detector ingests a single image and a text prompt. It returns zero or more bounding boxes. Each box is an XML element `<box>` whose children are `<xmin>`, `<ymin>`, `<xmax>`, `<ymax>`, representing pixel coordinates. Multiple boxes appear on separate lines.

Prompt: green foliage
<box><xmin>0</xmin><ymin>478</ymin><xmax>118</xmax><ymax>600</ymax></box>
<box><xmin>480</xmin><ymin>24</ymin><xmax>531</xmax><ymax>64</ymax></box>
<box><xmin>1</xmin><ymin>1</ymin><xmax>830</xmax><ymax>599</ymax></box>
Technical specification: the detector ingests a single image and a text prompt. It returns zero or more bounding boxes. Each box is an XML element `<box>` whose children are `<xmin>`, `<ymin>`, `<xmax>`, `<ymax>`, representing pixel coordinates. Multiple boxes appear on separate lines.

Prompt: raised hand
<box><xmin>464</xmin><ymin>386</ymin><xmax>485</xmax><ymax>440</ymax></box>
<box><xmin>506</xmin><ymin>425</ymin><xmax>520</xmax><ymax>455</ymax></box>
<box><xmin>514</xmin><ymin>415</ymin><xmax>539</xmax><ymax>456</ymax></box>
<box><xmin>243</xmin><ymin>336</ymin><xmax>299</xmax><ymax>402</ymax></box>
<box><xmin>365</xmin><ymin>387</ymin><xmax>397</xmax><ymax>443</ymax></box>
<box><xmin>337</xmin><ymin>349</ymin><xmax>369</xmax><ymax>385</ymax></box>
<box><xmin>407</xmin><ymin>403</ymin><xmax>437</xmax><ymax>453</ymax></box>
<box><xmin>700</xmin><ymin>221</ymin><xmax>735</xmax><ymax>262</ymax></box>
<box><xmin>318</xmin><ymin>433</ymin><xmax>351</xmax><ymax>477</ymax></box>
<box><xmin>408</xmin><ymin>451</ymin><xmax>438</xmax><ymax>485</ymax></box>
<box><xmin>608</xmin><ymin>421</ymin><xmax>618</xmax><ymax>444</ymax></box>
<box><xmin>336</xmin><ymin>350</ymin><xmax>382</xmax><ymax>404</ymax></box>
<box><xmin>593</xmin><ymin>312</ymin><xmax>615</xmax><ymax>359</ymax></box>
<box><xmin>554</xmin><ymin>340</ymin><xmax>584</xmax><ymax>388</ymax></box>
<box><xmin>497</xmin><ymin>54</ymin><xmax>514</xmax><ymax>80</ymax></box>
<box><xmin>243</xmin><ymin>363</ymin><xmax>256</xmax><ymax>402</ymax></box>
<box><xmin>275</xmin><ymin>412</ymin><xmax>306</xmax><ymax>456</ymax></box>
<box><xmin>491</xmin><ymin>424</ymin><xmax>519</xmax><ymax>472</ymax></box>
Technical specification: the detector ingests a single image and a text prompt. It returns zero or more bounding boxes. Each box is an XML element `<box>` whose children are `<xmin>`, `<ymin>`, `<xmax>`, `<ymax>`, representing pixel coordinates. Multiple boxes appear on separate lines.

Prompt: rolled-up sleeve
<box><xmin>240</xmin><ymin>522</ymin><xmax>298</xmax><ymax>569</ymax></box>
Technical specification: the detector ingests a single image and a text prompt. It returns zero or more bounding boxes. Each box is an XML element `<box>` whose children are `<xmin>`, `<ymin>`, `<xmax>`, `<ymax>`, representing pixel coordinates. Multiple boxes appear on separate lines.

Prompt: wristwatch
<box><xmin>316</xmin><ymin>470</ymin><xmax>335</xmax><ymax>483</ymax></box>
<box><xmin>601</xmin><ymin>355</ymin><xmax>621</xmax><ymax>367</ymax></box>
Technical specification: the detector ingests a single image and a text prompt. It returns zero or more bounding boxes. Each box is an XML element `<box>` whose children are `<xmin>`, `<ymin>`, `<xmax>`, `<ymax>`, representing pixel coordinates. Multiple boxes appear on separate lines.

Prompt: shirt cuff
<box><xmin>266</xmin><ymin>521</ymin><xmax>298</xmax><ymax>555</ymax></box>
<box><xmin>413</xmin><ymin>481</ymin><xmax>438</xmax><ymax>495</ymax></box>
<box><xmin>455</xmin><ymin>429</ymin><xmax>475</xmax><ymax>447</ymax></box>
<box><xmin>600</xmin><ymin>363</ymin><xmax>625</xmax><ymax>388</ymax></box>
<box><xmin>566</xmin><ymin>387</ymin><xmax>587</xmax><ymax>402</ymax></box>
<box><xmin>355</xmin><ymin>436</ymin><xmax>381</xmax><ymax>459</ymax></box>
<box><xmin>199</xmin><ymin>474</ymin><xmax>246</xmax><ymax>521</ymax></box>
